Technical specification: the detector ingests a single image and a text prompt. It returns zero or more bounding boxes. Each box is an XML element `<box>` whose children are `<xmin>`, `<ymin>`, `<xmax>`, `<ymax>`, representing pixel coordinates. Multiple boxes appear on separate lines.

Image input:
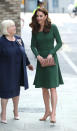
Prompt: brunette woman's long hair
<box><xmin>29</xmin><ymin>8</ymin><xmax>51</xmax><ymax>33</ymax></box>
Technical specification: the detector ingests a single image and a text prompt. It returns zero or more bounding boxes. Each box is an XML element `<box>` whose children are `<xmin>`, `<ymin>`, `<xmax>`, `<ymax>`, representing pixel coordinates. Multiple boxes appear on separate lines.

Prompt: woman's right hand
<box><xmin>37</xmin><ymin>55</ymin><xmax>45</xmax><ymax>65</ymax></box>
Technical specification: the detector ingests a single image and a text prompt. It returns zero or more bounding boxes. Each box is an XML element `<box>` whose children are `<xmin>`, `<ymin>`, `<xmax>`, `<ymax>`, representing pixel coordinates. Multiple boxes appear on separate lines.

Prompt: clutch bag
<box><xmin>41</xmin><ymin>57</ymin><xmax>56</xmax><ymax>67</ymax></box>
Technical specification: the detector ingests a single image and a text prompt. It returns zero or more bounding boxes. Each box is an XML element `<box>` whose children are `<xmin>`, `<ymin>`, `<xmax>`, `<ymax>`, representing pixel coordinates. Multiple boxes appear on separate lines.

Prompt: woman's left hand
<box><xmin>28</xmin><ymin>64</ymin><xmax>34</xmax><ymax>70</ymax></box>
<box><xmin>47</xmin><ymin>54</ymin><xmax>53</xmax><ymax>64</ymax></box>
<box><xmin>47</xmin><ymin>54</ymin><xmax>52</xmax><ymax>60</ymax></box>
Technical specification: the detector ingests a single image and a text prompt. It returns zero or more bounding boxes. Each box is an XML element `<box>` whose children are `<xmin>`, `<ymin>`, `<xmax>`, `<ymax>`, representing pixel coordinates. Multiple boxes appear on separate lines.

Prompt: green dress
<box><xmin>31</xmin><ymin>24</ymin><xmax>64</xmax><ymax>88</ymax></box>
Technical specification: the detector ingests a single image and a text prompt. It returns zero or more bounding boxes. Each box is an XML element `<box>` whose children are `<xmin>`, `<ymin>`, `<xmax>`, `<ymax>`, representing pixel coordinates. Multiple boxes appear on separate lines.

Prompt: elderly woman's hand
<box><xmin>28</xmin><ymin>64</ymin><xmax>34</xmax><ymax>70</ymax></box>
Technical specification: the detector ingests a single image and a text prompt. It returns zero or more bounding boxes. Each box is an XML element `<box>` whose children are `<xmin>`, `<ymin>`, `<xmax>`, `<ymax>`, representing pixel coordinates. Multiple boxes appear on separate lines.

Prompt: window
<box><xmin>25</xmin><ymin>0</ymin><xmax>37</xmax><ymax>12</ymax></box>
<box><xmin>52</xmin><ymin>0</ymin><xmax>58</xmax><ymax>7</ymax></box>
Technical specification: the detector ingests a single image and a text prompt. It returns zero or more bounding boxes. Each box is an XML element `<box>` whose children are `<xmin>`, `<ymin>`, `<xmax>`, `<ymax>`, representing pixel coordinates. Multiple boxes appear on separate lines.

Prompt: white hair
<box><xmin>1</xmin><ymin>20</ymin><xmax>15</xmax><ymax>35</ymax></box>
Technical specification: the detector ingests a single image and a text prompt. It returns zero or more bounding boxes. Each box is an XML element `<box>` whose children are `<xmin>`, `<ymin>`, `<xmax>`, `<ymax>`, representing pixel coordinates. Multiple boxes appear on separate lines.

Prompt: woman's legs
<box><xmin>40</xmin><ymin>88</ymin><xmax>51</xmax><ymax>121</ymax></box>
<box><xmin>1</xmin><ymin>96</ymin><xmax>20</xmax><ymax>122</ymax></box>
<box><xmin>1</xmin><ymin>98</ymin><xmax>8</xmax><ymax>121</ymax></box>
<box><xmin>50</xmin><ymin>88</ymin><xmax>57</xmax><ymax>122</ymax></box>
<box><xmin>12</xmin><ymin>96</ymin><xmax>19</xmax><ymax>119</ymax></box>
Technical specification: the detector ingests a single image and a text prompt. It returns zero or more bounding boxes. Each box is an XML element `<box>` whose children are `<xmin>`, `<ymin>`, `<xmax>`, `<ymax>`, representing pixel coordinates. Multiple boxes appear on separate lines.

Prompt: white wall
<box><xmin>59</xmin><ymin>0</ymin><xmax>74</xmax><ymax>12</ymax></box>
<box><xmin>48</xmin><ymin>0</ymin><xmax>74</xmax><ymax>13</ymax></box>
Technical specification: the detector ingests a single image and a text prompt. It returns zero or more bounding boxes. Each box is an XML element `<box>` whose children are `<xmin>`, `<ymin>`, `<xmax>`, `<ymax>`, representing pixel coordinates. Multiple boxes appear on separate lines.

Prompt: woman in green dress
<box><xmin>29</xmin><ymin>8</ymin><xmax>64</xmax><ymax>123</ymax></box>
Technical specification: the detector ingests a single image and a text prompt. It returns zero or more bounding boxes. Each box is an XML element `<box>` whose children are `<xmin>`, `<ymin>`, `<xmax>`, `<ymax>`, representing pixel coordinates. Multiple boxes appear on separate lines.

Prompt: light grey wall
<box><xmin>0</xmin><ymin>0</ymin><xmax>21</xmax><ymax>35</ymax></box>
<box><xmin>25</xmin><ymin>0</ymin><xmax>37</xmax><ymax>12</ymax></box>
<box><xmin>48</xmin><ymin>0</ymin><xmax>74</xmax><ymax>13</ymax></box>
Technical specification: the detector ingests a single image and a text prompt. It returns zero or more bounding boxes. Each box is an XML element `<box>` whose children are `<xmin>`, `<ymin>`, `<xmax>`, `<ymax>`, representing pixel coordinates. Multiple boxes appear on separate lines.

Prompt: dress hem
<box><xmin>34</xmin><ymin>83</ymin><xmax>64</xmax><ymax>89</ymax></box>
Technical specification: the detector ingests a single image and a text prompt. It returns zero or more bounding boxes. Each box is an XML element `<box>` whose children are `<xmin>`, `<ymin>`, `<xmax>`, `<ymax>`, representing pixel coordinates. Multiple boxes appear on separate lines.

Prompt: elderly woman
<box><xmin>0</xmin><ymin>20</ymin><xmax>33</xmax><ymax>124</ymax></box>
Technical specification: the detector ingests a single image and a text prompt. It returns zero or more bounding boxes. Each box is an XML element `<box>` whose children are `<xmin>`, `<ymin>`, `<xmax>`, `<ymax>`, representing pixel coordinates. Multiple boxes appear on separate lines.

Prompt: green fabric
<box><xmin>31</xmin><ymin>24</ymin><xmax>64</xmax><ymax>88</ymax></box>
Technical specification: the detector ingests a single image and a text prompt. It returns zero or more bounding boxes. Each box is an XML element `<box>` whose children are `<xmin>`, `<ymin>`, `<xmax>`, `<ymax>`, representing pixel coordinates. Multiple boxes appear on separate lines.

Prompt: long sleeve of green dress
<box><xmin>31</xmin><ymin>32</ymin><xmax>39</xmax><ymax>57</ymax></box>
<box><xmin>49</xmin><ymin>24</ymin><xmax>62</xmax><ymax>56</ymax></box>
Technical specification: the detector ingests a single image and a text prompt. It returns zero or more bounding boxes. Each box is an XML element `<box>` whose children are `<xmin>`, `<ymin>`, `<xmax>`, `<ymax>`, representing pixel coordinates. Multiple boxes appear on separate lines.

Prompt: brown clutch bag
<box><xmin>41</xmin><ymin>57</ymin><xmax>56</xmax><ymax>67</ymax></box>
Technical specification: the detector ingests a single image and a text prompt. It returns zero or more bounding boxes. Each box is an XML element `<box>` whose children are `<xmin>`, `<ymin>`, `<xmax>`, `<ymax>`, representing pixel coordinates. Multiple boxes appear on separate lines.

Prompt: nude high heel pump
<box><xmin>40</xmin><ymin>112</ymin><xmax>51</xmax><ymax>121</ymax></box>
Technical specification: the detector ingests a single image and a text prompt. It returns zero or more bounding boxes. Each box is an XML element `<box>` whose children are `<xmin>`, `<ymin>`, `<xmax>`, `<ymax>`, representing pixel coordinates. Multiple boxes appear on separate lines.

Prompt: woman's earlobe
<box><xmin>46</xmin><ymin>15</ymin><xmax>47</xmax><ymax>18</ymax></box>
<box><xmin>45</xmin><ymin>15</ymin><xmax>47</xmax><ymax>20</ymax></box>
